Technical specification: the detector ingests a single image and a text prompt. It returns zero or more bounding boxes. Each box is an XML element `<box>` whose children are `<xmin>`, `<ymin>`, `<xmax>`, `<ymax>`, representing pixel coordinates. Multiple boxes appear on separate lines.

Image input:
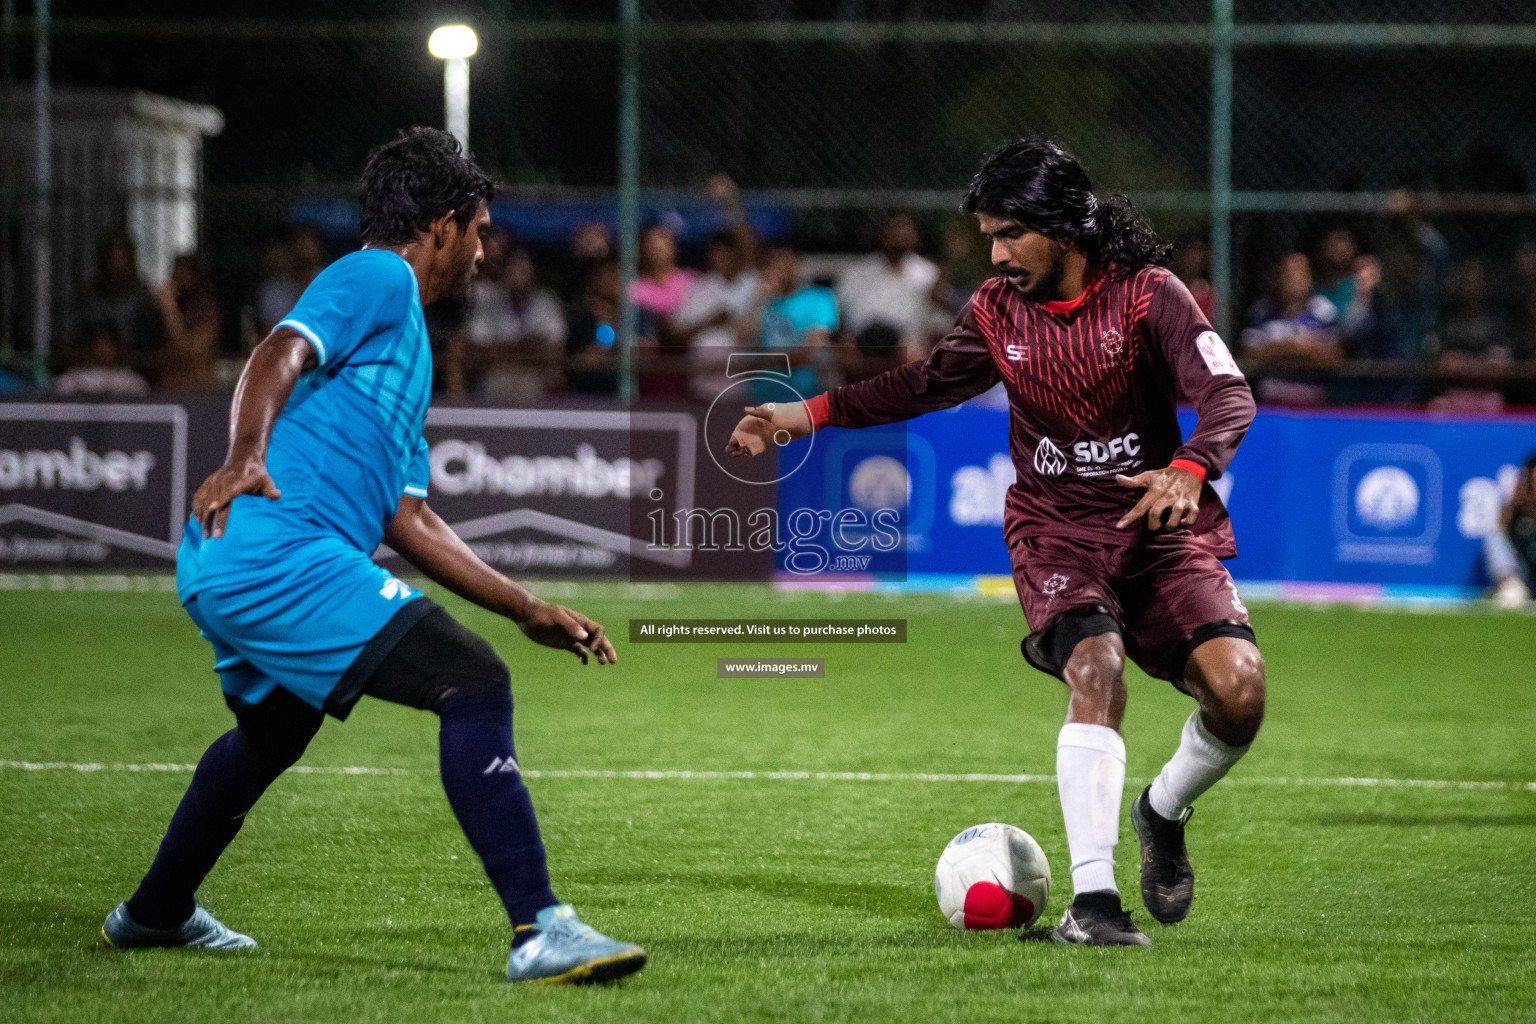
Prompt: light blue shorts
<box><xmin>181</xmin><ymin>544</ymin><xmax>435</xmax><ymax>717</ymax></box>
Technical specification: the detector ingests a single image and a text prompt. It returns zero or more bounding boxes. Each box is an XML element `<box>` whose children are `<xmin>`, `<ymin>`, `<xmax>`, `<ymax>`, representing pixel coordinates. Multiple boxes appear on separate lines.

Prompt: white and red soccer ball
<box><xmin>935</xmin><ymin>822</ymin><xmax>1051</xmax><ymax>930</ymax></box>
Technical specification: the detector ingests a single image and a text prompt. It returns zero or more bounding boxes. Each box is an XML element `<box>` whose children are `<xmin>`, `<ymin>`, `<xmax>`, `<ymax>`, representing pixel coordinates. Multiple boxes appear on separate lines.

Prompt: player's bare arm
<box><xmin>1113</xmin><ymin>464</ymin><xmax>1204</xmax><ymax>531</ymax></box>
<box><xmin>191</xmin><ymin>327</ymin><xmax>315</xmax><ymax>538</ymax></box>
<box><xmin>384</xmin><ymin>496</ymin><xmax>616</xmax><ymax>666</ymax></box>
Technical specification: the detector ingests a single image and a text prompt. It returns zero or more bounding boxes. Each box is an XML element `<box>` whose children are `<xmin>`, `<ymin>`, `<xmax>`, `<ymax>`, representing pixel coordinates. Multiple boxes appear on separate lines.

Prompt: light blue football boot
<box><xmin>102</xmin><ymin>900</ymin><xmax>257</xmax><ymax>951</ymax></box>
<box><xmin>505</xmin><ymin>904</ymin><xmax>646</xmax><ymax>984</ymax></box>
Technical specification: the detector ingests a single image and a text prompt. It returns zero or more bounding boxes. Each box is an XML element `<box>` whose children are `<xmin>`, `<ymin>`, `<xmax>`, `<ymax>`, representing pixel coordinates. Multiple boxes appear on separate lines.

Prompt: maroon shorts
<box><xmin>1009</xmin><ymin>531</ymin><xmax>1252</xmax><ymax>689</ymax></box>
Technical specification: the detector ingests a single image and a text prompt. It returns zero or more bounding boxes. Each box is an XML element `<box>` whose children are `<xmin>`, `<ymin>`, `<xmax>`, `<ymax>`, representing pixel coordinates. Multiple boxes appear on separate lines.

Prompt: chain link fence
<box><xmin>1</xmin><ymin>1</ymin><xmax>1533</xmax><ymax>404</ymax></box>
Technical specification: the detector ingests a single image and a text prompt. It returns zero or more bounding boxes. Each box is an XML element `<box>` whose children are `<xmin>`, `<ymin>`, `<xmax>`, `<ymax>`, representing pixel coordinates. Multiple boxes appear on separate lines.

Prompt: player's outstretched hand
<box><xmin>192</xmin><ymin>456</ymin><xmax>282</xmax><ymax>539</ymax></box>
<box><xmin>1114</xmin><ymin>465</ymin><xmax>1202</xmax><ymax>532</ymax></box>
<box><xmin>518</xmin><ymin>602</ymin><xmax>618</xmax><ymax>666</ymax></box>
<box><xmin>725</xmin><ymin>402</ymin><xmax>812</xmax><ymax>457</ymax></box>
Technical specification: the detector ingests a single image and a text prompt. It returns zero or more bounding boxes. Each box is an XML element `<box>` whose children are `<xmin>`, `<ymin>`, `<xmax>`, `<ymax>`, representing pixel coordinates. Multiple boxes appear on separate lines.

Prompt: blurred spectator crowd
<box><xmin>30</xmin><ymin>228</ymin><xmax>225</xmax><ymax>399</ymax></box>
<box><xmin>1235</xmin><ymin>190</ymin><xmax>1536</xmax><ymax>411</ymax></box>
<box><xmin>14</xmin><ymin>180</ymin><xmax>1536</xmax><ymax>410</ymax></box>
<box><xmin>435</xmin><ymin>175</ymin><xmax>982</xmax><ymax>407</ymax></box>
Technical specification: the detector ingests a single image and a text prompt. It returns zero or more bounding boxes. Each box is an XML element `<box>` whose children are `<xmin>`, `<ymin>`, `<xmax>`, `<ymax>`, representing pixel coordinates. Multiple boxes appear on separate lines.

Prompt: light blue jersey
<box><xmin>176</xmin><ymin>249</ymin><xmax>439</xmax><ymax>716</ymax></box>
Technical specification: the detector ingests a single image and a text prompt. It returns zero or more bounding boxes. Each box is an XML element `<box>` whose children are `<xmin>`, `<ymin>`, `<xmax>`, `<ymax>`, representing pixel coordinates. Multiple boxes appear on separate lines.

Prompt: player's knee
<box><xmin>1204</xmin><ymin>647</ymin><xmax>1266</xmax><ymax>744</ymax></box>
<box><xmin>230</xmin><ymin>690</ymin><xmax>322</xmax><ymax>771</ymax></box>
<box><xmin>1062</xmin><ymin>633</ymin><xmax>1127</xmax><ymax>719</ymax></box>
<box><xmin>365</xmin><ymin>609</ymin><xmax>512</xmax><ymax>714</ymax></box>
<box><xmin>238</xmin><ymin>726</ymin><xmax>311</xmax><ymax>772</ymax></box>
<box><xmin>458</xmin><ymin>631</ymin><xmax>511</xmax><ymax>692</ymax></box>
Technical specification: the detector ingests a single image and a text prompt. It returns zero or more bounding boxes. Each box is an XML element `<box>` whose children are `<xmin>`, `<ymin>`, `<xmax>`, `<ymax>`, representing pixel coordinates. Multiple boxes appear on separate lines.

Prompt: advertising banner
<box><xmin>4</xmin><ymin>396</ymin><xmax>1528</xmax><ymax>594</ymax></box>
<box><xmin>781</xmin><ymin>400</ymin><xmax>1536</xmax><ymax>595</ymax></box>
<box><xmin>0</xmin><ymin>398</ymin><xmax>771</xmax><ymax>578</ymax></box>
<box><xmin>1205</xmin><ymin>408</ymin><xmax>1535</xmax><ymax>594</ymax></box>
<box><xmin>0</xmin><ymin>404</ymin><xmax>187</xmax><ymax>569</ymax></box>
<box><xmin>391</xmin><ymin>406</ymin><xmax>699</xmax><ymax>576</ymax></box>
<box><xmin>775</xmin><ymin>416</ymin><xmax>952</xmax><ymax>580</ymax></box>
<box><xmin>398</xmin><ymin>402</ymin><xmax>780</xmax><ymax>580</ymax></box>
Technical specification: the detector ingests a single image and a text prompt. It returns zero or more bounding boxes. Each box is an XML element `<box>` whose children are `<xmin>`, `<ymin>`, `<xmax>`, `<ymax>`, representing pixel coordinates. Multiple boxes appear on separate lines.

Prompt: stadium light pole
<box><xmin>428</xmin><ymin>24</ymin><xmax>477</xmax><ymax>152</ymax></box>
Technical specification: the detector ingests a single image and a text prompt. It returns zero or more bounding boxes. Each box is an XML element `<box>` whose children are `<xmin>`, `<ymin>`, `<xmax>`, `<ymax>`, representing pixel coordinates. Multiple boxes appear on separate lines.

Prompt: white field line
<box><xmin>520</xmin><ymin>769</ymin><xmax>1536</xmax><ymax>792</ymax></box>
<box><xmin>1</xmin><ymin>760</ymin><xmax>1531</xmax><ymax>791</ymax></box>
<box><xmin>0</xmin><ymin>760</ymin><xmax>405</xmax><ymax>775</ymax></box>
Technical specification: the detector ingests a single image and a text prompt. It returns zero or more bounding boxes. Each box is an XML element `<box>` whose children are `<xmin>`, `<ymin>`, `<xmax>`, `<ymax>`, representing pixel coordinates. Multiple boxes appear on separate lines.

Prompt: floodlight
<box><xmin>428</xmin><ymin>25</ymin><xmax>478</xmax><ymax>60</ymax></box>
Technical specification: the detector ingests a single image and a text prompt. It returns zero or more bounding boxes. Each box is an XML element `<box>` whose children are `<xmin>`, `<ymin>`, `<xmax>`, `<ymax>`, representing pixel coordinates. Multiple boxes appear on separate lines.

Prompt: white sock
<box><xmin>1148</xmin><ymin>709</ymin><xmax>1250</xmax><ymax>820</ymax></box>
<box><xmin>1056</xmin><ymin>722</ymin><xmax>1127</xmax><ymax>896</ymax></box>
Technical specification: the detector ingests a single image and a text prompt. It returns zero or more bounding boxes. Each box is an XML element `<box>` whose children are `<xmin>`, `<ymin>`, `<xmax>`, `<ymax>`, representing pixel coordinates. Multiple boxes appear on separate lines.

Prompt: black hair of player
<box><xmin>960</xmin><ymin>137</ymin><xmax>1172</xmax><ymax>277</ymax></box>
<box><xmin>359</xmin><ymin>127</ymin><xmax>496</xmax><ymax>247</ymax></box>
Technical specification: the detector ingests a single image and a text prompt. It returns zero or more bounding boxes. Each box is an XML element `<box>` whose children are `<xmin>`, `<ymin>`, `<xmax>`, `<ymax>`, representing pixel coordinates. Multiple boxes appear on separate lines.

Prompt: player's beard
<box><xmin>428</xmin><ymin>290</ymin><xmax>472</xmax><ymax>322</ymax></box>
<box><xmin>1009</xmin><ymin>245</ymin><xmax>1068</xmax><ymax>303</ymax></box>
<box><xmin>429</xmin><ymin>251</ymin><xmax>477</xmax><ymax>320</ymax></box>
<box><xmin>447</xmin><ymin>251</ymin><xmax>479</xmax><ymax>300</ymax></box>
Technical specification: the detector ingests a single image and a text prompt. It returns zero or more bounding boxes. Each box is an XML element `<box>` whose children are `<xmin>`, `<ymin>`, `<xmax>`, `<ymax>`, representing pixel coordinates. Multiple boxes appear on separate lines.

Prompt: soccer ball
<box><xmin>935</xmin><ymin>822</ymin><xmax>1051</xmax><ymax>930</ymax></box>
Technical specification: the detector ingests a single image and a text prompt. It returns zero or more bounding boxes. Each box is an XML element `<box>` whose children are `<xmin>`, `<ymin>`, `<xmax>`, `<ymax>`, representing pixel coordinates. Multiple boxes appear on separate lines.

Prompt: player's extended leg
<box><xmin>104</xmin><ymin>687</ymin><xmax>324</xmax><ymax>949</ymax></box>
<box><xmin>359</xmin><ymin>607</ymin><xmax>645</xmax><ymax>985</ymax></box>
<box><xmin>1036</xmin><ymin>611</ymin><xmax>1151</xmax><ymax>947</ymax></box>
<box><xmin>1132</xmin><ymin>635</ymin><xmax>1265</xmax><ymax>924</ymax></box>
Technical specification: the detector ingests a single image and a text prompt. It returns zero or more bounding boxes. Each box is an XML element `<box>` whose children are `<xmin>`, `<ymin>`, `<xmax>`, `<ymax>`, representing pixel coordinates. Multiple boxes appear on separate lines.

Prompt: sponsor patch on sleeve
<box><xmin>1195</xmin><ymin>330</ymin><xmax>1243</xmax><ymax>377</ymax></box>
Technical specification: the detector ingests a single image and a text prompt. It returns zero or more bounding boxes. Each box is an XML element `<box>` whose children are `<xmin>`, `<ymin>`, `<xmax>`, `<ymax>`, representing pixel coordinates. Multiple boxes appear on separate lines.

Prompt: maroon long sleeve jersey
<box><xmin>816</xmin><ymin>266</ymin><xmax>1255</xmax><ymax>555</ymax></box>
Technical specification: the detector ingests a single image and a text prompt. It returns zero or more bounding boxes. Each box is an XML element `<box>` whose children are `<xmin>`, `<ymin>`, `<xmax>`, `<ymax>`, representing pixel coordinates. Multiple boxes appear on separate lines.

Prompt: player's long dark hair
<box><xmin>960</xmin><ymin>138</ymin><xmax>1172</xmax><ymax>276</ymax></box>
<box><xmin>359</xmin><ymin>127</ymin><xmax>497</xmax><ymax>246</ymax></box>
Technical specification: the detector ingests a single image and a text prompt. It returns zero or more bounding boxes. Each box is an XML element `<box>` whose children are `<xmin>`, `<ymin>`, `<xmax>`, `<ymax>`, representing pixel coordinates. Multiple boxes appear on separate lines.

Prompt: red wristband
<box><xmin>1169</xmin><ymin>458</ymin><xmax>1206</xmax><ymax>482</ymax></box>
<box><xmin>803</xmin><ymin>393</ymin><xmax>830</xmax><ymax>432</ymax></box>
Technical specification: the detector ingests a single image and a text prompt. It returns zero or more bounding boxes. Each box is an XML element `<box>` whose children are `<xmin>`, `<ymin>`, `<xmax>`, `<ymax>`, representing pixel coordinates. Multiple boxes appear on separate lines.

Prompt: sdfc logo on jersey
<box><xmin>1100</xmin><ymin>328</ymin><xmax>1124</xmax><ymax>357</ymax></box>
<box><xmin>1033</xmin><ymin>436</ymin><xmax>1068</xmax><ymax>476</ymax></box>
<box><xmin>1073</xmin><ymin>432</ymin><xmax>1142</xmax><ymax>465</ymax></box>
<box><xmin>1042</xmin><ymin>573</ymin><xmax>1070</xmax><ymax>597</ymax></box>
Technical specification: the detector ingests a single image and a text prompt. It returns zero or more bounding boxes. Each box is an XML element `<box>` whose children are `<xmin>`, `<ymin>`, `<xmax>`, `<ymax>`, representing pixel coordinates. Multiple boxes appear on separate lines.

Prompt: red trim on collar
<box><xmin>1035</xmin><ymin>266</ymin><xmax>1105</xmax><ymax>315</ymax></box>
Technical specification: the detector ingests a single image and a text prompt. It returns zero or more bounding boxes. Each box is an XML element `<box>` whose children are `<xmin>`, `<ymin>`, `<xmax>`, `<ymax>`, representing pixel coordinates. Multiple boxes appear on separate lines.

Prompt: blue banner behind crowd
<box><xmin>779</xmin><ymin>399</ymin><xmax>1536</xmax><ymax>597</ymax></box>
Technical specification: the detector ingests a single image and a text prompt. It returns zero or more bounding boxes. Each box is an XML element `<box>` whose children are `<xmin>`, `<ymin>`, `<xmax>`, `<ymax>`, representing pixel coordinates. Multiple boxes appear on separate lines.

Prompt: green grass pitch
<box><xmin>2</xmin><ymin>581</ymin><xmax>1534</xmax><ymax>1023</ymax></box>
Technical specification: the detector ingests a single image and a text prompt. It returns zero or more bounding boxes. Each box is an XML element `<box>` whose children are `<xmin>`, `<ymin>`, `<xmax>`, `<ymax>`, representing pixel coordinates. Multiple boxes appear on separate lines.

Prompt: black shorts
<box><xmin>323</xmin><ymin>599</ymin><xmax>508</xmax><ymax>717</ymax></box>
<box><xmin>222</xmin><ymin>602</ymin><xmax>508</xmax><ymax>755</ymax></box>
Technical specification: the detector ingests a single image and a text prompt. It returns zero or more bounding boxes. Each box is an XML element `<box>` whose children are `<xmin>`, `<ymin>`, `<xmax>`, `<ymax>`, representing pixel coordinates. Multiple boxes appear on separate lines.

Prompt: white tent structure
<box><xmin>1</xmin><ymin>87</ymin><xmax>224</xmax><ymax>356</ymax></box>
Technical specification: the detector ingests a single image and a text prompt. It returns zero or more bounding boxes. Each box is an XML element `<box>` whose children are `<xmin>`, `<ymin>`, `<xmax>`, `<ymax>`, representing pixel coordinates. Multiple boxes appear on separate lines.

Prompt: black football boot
<box><xmin>1046</xmin><ymin>891</ymin><xmax>1151</xmax><ymax>947</ymax></box>
<box><xmin>1130</xmin><ymin>785</ymin><xmax>1195</xmax><ymax>924</ymax></box>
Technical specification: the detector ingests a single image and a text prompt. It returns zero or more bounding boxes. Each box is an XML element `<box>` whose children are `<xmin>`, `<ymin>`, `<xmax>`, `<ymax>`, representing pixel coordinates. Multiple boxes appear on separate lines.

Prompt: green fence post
<box><xmin>1210</xmin><ymin>0</ymin><xmax>1234</xmax><ymax>340</ymax></box>
<box><xmin>616</xmin><ymin>0</ymin><xmax>640</xmax><ymax>406</ymax></box>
